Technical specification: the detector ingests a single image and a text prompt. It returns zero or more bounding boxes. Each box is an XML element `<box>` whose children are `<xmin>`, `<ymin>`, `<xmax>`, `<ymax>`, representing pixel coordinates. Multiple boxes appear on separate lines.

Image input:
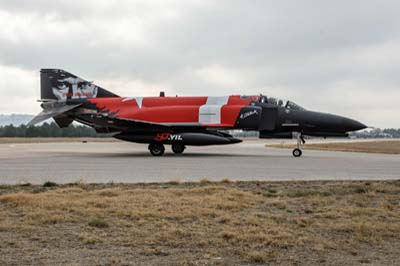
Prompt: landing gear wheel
<box><xmin>171</xmin><ymin>144</ymin><xmax>185</xmax><ymax>154</ymax></box>
<box><xmin>293</xmin><ymin>148</ymin><xmax>302</xmax><ymax>157</ymax></box>
<box><xmin>149</xmin><ymin>143</ymin><xmax>165</xmax><ymax>156</ymax></box>
<box><xmin>292</xmin><ymin>132</ymin><xmax>305</xmax><ymax>157</ymax></box>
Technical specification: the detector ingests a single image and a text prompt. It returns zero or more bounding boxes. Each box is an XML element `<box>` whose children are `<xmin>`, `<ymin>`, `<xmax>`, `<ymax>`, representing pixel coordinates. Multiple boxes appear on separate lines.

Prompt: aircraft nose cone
<box><xmin>341</xmin><ymin>118</ymin><xmax>367</xmax><ymax>132</ymax></box>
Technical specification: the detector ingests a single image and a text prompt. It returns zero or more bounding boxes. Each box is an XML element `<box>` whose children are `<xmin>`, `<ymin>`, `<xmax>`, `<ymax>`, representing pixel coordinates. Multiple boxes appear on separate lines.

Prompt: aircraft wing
<box><xmin>28</xmin><ymin>104</ymin><xmax>82</xmax><ymax>126</ymax></box>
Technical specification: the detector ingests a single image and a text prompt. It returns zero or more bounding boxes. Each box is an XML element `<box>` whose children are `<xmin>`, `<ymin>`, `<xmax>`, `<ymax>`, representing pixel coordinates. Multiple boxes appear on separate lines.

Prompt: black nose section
<box><xmin>340</xmin><ymin>117</ymin><xmax>367</xmax><ymax>132</ymax></box>
<box><xmin>298</xmin><ymin>111</ymin><xmax>367</xmax><ymax>133</ymax></box>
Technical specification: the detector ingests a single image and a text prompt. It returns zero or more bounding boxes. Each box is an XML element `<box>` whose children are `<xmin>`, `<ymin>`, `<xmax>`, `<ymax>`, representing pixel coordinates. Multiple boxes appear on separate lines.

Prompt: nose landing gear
<box><xmin>293</xmin><ymin>134</ymin><xmax>305</xmax><ymax>157</ymax></box>
<box><xmin>292</xmin><ymin>148</ymin><xmax>302</xmax><ymax>157</ymax></box>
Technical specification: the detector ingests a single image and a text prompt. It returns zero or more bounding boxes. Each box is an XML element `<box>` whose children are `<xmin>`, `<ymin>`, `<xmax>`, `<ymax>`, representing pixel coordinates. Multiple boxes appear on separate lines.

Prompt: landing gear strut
<box><xmin>171</xmin><ymin>144</ymin><xmax>185</xmax><ymax>154</ymax></box>
<box><xmin>148</xmin><ymin>143</ymin><xmax>165</xmax><ymax>156</ymax></box>
<box><xmin>293</xmin><ymin>133</ymin><xmax>305</xmax><ymax>157</ymax></box>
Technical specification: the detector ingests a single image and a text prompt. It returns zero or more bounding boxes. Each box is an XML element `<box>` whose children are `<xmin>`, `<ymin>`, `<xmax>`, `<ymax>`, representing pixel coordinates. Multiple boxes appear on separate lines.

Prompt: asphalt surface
<box><xmin>0</xmin><ymin>140</ymin><xmax>399</xmax><ymax>184</ymax></box>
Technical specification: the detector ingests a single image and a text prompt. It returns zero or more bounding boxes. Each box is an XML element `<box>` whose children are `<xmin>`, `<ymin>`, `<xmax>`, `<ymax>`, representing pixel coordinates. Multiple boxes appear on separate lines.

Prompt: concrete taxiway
<box><xmin>0</xmin><ymin>140</ymin><xmax>399</xmax><ymax>184</ymax></box>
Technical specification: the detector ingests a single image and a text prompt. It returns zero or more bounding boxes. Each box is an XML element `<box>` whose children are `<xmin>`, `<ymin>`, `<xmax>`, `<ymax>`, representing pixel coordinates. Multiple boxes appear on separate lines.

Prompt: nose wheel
<box><xmin>293</xmin><ymin>134</ymin><xmax>305</xmax><ymax>157</ymax></box>
<box><xmin>148</xmin><ymin>143</ymin><xmax>165</xmax><ymax>156</ymax></box>
<box><xmin>293</xmin><ymin>148</ymin><xmax>302</xmax><ymax>157</ymax></box>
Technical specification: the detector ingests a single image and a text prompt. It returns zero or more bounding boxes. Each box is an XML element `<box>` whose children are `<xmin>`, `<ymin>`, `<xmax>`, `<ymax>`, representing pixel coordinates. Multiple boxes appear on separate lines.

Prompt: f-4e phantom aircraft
<box><xmin>29</xmin><ymin>69</ymin><xmax>367</xmax><ymax>157</ymax></box>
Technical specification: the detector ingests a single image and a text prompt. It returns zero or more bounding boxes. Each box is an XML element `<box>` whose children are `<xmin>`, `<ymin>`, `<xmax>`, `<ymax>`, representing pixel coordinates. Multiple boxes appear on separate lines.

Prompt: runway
<box><xmin>0</xmin><ymin>140</ymin><xmax>399</xmax><ymax>184</ymax></box>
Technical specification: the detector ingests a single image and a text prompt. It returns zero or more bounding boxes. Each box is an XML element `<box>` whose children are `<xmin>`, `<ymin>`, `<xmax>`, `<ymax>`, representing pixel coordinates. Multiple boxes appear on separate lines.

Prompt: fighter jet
<box><xmin>29</xmin><ymin>69</ymin><xmax>367</xmax><ymax>157</ymax></box>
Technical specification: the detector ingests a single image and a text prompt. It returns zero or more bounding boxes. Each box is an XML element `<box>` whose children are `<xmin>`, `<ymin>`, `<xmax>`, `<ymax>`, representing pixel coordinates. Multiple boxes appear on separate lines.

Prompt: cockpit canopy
<box><xmin>242</xmin><ymin>95</ymin><xmax>305</xmax><ymax>111</ymax></box>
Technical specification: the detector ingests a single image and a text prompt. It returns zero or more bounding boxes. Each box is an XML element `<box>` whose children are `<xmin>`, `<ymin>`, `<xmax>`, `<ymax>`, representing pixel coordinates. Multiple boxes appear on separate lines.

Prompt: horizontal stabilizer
<box><xmin>27</xmin><ymin>104</ymin><xmax>81</xmax><ymax>126</ymax></box>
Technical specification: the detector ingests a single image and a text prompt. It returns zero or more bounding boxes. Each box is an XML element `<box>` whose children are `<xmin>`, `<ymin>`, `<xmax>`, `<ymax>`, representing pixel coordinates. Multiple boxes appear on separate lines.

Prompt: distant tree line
<box><xmin>1</xmin><ymin>122</ymin><xmax>399</xmax><ymax>138</ymax></box>
<box><xmin>382</xmin><ymin>128</ymin><xmax>400</xmax><ymax>138</ymax></box>
<box><xmin>0</xmin><ymin>122</ymin><xmax>99</xmax><ymax>137</ymax></box>
<box><xmin>350</xmin><ymin>128</ymin><xmax>400</xmax><ymax>138</ymax></box>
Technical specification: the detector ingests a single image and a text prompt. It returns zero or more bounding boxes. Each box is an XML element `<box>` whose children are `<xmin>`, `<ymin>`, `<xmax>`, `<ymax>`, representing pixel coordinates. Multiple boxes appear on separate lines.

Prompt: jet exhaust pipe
<box><xmin>114</xmin><ymin>132</ymin><xmax>242</xmax><ymax>146</ymax></box>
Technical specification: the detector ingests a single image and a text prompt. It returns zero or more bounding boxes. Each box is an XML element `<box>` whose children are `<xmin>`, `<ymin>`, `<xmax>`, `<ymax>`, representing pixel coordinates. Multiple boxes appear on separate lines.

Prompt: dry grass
<box><xmin>0</xmin><ymin>181</ymin><xmax>400</xmax><ymax>265</ymax></box>
<box><xmin>267</xmin><ymin>140</ymin><xmax>400</xmax><ymax>154</ymax></box>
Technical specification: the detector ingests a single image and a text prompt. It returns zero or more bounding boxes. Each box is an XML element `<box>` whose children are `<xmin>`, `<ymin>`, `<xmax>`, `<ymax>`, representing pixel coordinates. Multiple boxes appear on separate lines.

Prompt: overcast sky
<box><xmin>0</xmin><ymin>0</ymin><xmax>399</xmax><ymax>128</ymax></box>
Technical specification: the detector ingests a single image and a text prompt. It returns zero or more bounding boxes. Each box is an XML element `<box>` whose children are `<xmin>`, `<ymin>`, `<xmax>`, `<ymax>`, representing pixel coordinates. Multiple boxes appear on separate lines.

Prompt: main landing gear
<box><xmin>148</xmin><ymin>143</ymin><xmax>165</xmax><ymax>156</ymax></box>
<box><xmin>148</xmin><ymin>143</ymin><xmax>186</xmax><ymax>156</ymax></box>
<box><xmin>293</xmin><ymin>134</ymin><xmax>305</xmax><ymax>158</ymax></box>
<box><xmin>171</xmin><ymin>144</ymin><xmax>186</xmax><ymax>154</ymax></box>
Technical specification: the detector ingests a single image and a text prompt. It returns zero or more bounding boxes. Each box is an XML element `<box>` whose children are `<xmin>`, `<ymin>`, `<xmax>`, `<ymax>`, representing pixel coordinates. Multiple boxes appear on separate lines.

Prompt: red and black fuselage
<box><xmin>30</xmin><ymin>69</ymin><xmax>366</xmax><ymax>156</ymax></box>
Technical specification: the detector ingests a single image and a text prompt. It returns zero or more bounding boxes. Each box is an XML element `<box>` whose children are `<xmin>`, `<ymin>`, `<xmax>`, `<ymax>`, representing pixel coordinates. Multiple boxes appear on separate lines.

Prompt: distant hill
<box><xmin>0</xmin><ymin>114</ymin><xmax>35</xmax><ymax>126</ymax></box>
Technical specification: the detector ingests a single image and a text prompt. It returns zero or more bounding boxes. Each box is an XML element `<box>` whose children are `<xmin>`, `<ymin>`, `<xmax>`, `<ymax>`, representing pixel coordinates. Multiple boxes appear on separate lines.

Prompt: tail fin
<box><xmin>40</xmin><ymin>69</ymin><xmax>119</xmax><ymax>101</ymax></box>
<box><xmin>28</xmin><ymin>69</ymin><xmax>119</xmax><ymax>126</ymax></box>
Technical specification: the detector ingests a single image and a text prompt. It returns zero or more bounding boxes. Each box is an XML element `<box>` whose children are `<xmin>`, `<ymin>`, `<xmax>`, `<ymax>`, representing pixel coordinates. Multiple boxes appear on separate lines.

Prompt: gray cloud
<box><xmin>0</xmin><ymin>0</ymin><xmax>399</xmax><ymax>127</ymax></box>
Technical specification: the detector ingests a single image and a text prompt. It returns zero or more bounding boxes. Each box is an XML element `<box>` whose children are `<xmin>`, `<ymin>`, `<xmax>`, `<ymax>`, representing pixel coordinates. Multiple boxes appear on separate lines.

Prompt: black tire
<box><xmin>292</xmin><ymin>148</ymin><xmax>302</xmax><ymax>157</ymax></box>
<box><xmin>171</xmin><ymin>144</ymin><xmax>185</xmax><ymax>154</ymax></box>
<box><xmin>149</xmin><ymin>143</ymin><xmax>165</xmax><ymax>156</ymax></box>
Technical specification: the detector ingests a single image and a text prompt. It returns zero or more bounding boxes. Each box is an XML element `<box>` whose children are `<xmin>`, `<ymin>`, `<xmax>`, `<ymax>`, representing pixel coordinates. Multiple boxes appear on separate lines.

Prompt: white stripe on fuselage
<box><xmin>198</xmin><ymin>96</ymin><xmax>229</xmax><ymax>124</ymax></box>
